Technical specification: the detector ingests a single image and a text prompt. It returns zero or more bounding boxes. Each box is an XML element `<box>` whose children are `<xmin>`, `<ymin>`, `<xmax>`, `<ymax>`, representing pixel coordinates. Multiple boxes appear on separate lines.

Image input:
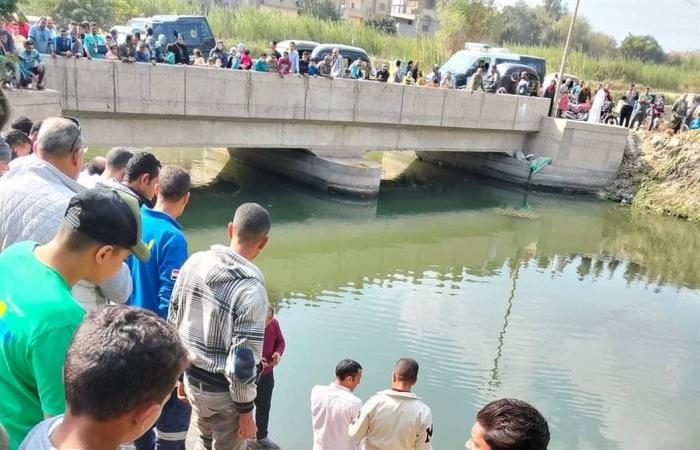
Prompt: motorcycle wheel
<box><xmin>604</xmin><ymin>114</ymin><xmax>619</xmax><ymax>126</ymax></box>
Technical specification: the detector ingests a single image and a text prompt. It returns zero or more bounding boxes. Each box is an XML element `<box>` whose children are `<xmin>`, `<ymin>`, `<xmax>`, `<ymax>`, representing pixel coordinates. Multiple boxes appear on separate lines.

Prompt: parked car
<box><xmin>310</xmin><ymin>44</ymin><xmax>370</xmax><ymax>64</ymax></box>
<box><xmin>440</xmin><ymin>49</ymin><xmax>546</xmax><ymax>89</ymax></box>
<box><xmin>126</xmin><ymin>15</ymin><xmax>216</xmax><ymax>57</ymax></box>
<box><xmin>276</xmin><ymin>40</ymin><xmax>319</xmax><ymax>57</ymax></box>
<box><xmin>542</xmin><ymin>73</ymin><xmax>581</xmax><ymax>89</ymax></box>
<box><xmin>486</xmin><ymin>63</ymin><xmax>540</xmax><ymax>94</ymax></box>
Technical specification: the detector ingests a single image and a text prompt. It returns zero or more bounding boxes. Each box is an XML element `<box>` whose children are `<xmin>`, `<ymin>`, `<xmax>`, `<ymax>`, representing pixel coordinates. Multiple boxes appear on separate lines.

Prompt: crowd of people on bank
<box><xmin>0</xmin><ymin>113</ymin><xmax>553</xmax><ymax>450</ymax></box>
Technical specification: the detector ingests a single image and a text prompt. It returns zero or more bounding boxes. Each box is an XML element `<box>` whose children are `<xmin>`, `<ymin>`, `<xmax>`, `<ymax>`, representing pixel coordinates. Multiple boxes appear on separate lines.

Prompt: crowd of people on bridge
<box><xmin>0</xmin><ymin>112</ymin><xmax>553</xmax><ymax>450</ymax></box>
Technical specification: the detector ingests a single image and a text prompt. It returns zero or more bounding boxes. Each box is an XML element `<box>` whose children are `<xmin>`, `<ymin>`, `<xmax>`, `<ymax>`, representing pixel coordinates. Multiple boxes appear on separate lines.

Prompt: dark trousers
<box><xmin>21</xmin><ymin>65</ymin><xmax>44</xmax><ymax>87</ymax></box>
<box><xmin>255</xmin><ymin>372</ymin><xmax>275</xmax><ymax>440</ymax></box>
<box><xmin>620</xmin><ymin>105</ymin><xmax>633</xmax><ymax>127</ymax></box>
<box><xmin>135</xmin><ymin>390</ymin><xmax>192</xmax><ymax>450</ymax></box>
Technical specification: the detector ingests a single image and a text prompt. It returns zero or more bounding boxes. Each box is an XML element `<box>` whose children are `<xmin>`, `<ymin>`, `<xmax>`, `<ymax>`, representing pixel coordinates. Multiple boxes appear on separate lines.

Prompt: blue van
<box><xmin>127</xmin><ymin>15</ymin><xmax>216</xmax><ymax>58</ymax></box>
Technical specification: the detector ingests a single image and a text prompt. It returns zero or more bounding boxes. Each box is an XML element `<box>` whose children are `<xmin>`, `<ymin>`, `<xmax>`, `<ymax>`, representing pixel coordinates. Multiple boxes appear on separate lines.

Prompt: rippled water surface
<box><xmin>98</xmin><ymin>148</ymin><xmax>700</xmax><ymax>450</ymax></box>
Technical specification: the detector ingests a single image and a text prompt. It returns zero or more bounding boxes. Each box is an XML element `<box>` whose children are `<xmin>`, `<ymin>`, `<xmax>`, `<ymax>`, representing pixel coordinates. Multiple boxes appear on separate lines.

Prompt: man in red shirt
<box><xmin>250</xmin><ymin>304</ymin><xmax>286</xmax><ymax>449</ymax></box>
<box><xmin>277</xmin><ymin>51</ymin><xmax>291</xmax><ymax>77</ymax></box>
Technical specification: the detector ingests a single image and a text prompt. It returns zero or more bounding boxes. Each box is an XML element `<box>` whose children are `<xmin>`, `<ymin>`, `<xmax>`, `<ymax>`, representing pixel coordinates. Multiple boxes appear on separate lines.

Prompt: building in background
<box><xmin>389</xmin><ymin>0</ymin><xmax>437</xmax><ymax>37</ymax></box>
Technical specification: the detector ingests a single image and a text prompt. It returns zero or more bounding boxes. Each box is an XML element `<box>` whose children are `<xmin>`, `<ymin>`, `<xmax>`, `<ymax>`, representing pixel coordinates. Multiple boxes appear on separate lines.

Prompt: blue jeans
<box><xmin>134</xmin><ymin>390</ymin><xmax>192</xmax><ymax>450</ymax></box>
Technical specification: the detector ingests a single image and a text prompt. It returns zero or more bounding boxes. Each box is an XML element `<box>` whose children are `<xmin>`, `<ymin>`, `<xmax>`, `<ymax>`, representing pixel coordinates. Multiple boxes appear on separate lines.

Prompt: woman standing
<box><xmin>251</xmin><ymin>304</ymin><xmax>286</xmax><ymax>450</ymax></box>
<box><xmin>588</xmin><ymin>84</ymin><xmax>607</xmax><ymax>123</ymax></box>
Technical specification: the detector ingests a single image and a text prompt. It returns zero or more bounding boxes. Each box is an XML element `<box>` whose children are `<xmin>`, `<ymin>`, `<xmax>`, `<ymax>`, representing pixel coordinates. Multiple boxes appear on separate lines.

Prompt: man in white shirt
<box><xmin>349</xmin><ymin>358</ymin><xmax>433</xmax><ymax>450</ymax></box>
<box><xmin>311</xmin><ymin>359</ymin><xmax>363</xmax><ymax>450</ymax></box>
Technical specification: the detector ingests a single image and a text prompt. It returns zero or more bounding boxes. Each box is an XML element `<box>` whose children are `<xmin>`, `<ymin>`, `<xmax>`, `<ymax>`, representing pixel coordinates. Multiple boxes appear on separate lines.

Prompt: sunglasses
<box><xmin>61</xmin><ymin>116</ymin><xmax>82</xmax><ymax>152</ymax></box>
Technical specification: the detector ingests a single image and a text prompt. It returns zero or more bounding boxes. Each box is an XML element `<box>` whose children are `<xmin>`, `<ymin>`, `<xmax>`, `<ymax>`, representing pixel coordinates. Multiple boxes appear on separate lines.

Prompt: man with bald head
<box><xmin>349</xmin><ymin>358</ymin><xmax>434</xmax><ymax>450</ymax></box>
<box><xmin>170</xmin><ymin>203</ymin><xmax>272</xmax><ymax>450</ymax></box>
<box><xmin>0</xmin><ymin>117</ymin><xmax>132</xmax><ymax>310</ymax></box>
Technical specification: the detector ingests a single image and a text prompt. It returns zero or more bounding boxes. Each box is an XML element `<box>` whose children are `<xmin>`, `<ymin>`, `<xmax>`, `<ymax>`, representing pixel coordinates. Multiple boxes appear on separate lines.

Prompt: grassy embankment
<box><xmin>126</xmin><ymin>1</ymin><xmax>699</xmax><ymax>93</ymax></box>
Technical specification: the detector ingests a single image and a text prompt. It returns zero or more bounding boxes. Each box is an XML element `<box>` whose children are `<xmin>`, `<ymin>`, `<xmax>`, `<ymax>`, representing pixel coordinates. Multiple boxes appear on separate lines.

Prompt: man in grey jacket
<box><xmin>0</xmin><ymin>117</ymin><xmax>132</xmax><ymax>310</ymax></box>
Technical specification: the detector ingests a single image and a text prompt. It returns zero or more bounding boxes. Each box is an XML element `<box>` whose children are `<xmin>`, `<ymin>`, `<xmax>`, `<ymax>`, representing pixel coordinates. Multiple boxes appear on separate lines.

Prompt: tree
<box><xmin>499</xmin><ymin>1</ymin><xmax>542</xmax><ymax>45</ymax></box>
<box><xmin>437</xmin><ymin>0</ymin><xmax>502</xmax><ymax>53</ymax></box>
<box><xmin>543</xmin><ymin>0</ymin><xmax>565</xmax><ymax>20</ymax></box>
<box><xmin>586</xmin><ymin>32</ymin><xmax>617</xmax><ymax>58</ymax></box>
<box><xmin>365</xmin><ymin>14</ymin><xmax>396</xmax><ymax>35</ymax></box>
<box><xmin>300</xmin><ymin>0</ymin><xmax>342</xmax><ymax>22</ymax></box>
<box><xmin>620</xmin><ymin>34</ymin><xmax>665</xmax><ymax>63</ymax></box>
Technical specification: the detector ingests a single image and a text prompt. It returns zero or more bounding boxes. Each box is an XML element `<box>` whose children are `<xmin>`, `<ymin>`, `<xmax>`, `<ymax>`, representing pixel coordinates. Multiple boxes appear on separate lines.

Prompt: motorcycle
<box><xmin>562</xmin><ymin>100</ymin><xmax>591</xmax><ymax>121</ymax></box>
<box><xmin>601</xmin><ymin>100</ymin><xmax>619</xmax><ymax>125</ymax></box>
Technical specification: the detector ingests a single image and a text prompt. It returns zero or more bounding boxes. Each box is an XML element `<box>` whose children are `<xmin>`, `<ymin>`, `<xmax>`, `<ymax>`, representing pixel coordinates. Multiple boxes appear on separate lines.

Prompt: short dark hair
<box><xmin>29</xmin><ymin>120</ymin><xmax>42</xmax><ymax>136</ymax></box>
<box><xmin>125</xmin><ymin>152</ymin><xmax>161</xmax><ymax>182</ymax></box>
<box><xmin>232</xmin><ymin>203</ymin><xmax>271</xmax><ymax>243</ymax></box>
<box><xmin>335</xmin><ymin>359</ymin><xmax>362</xmax><ymax>380</ymax></box>
<box><xmin>106</xmin><ymin>147</ymin><xmax>133</xmax><ymax>171</ymax></box>
<box><xmin>158</xmin><ymin>165</ymin><xmax>191</xmax><ymax>202</ymax></box>
<box><xmin>64</xmin><ymin>305</ymin><xmax>190</xmax><ymax>420</ymax></box>
<box><xmin>86</xmin><ymin>156</ymin><xmax>106</xmax><ymax>175</ymax></box>
<box><xmin>476</xmin><ymin>399</ymin><xmax>550</xmax><ymax>450</ymax></box>
<box><xmin>394</xmin><ymin>357</ymin><xmax>419</xmax><ymax>383</ymax></box>
<box><xmin>4</xmin><ymin>129</ymin><xmax>31</xmax><ymax>149</ymax></box>
<box><xmin>58</xmin><ymin>221</ymin><xmax>103</xmax><ymax>252</ymax></box>
<box><xmin>10</xmin><ymin>116</ymin><xmax>33</xmax><ymax>135</ymax></box>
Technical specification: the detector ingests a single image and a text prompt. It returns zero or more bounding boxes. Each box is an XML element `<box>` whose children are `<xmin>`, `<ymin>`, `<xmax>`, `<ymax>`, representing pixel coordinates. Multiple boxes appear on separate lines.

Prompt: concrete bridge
<box><xmin>28</xmin><ymin>58</ymin><xmax>628</xmax><ymax>195</ymax></box>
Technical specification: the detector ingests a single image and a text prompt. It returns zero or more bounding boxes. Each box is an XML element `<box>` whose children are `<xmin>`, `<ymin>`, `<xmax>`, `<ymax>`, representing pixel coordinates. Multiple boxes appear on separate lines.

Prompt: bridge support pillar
<box><xmin>228</xmin><ymin>148</ymin><xmax>381</xmax><ymax>197</ymax></box>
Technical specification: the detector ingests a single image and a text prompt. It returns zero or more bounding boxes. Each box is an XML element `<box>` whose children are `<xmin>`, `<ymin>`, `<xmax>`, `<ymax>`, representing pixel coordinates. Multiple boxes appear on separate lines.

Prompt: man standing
<box><xmin>82</xmin><ymin>22</ymin><xmax>106</xmax><ymax>59</ymax></box>
<box><xmin>28</xmin><ymin>17</ymin><xmax>54</xmax><ymax>55</ymax></box>
<box><xmin>465</xmin><ymin>399</ymin><xmax>550</xmax><ymax>450</ymax></box>
<box><xmin>170</xmin><ymin>203</ymin><xmax>272</xmax><ymax>450</ymax></box>
<box><xmin>102</xmin><ymin>151</ymin><xmax>161</xmax><ymax>207</ymax></box>
<box><xmin>311</xmin><ymin>359</ymin><xmax>363</xmax><ymax>450</ymax></box>
<box><xmin>0</xmin><ymin>187</ymin><xmax>150</xmax><ymax>450</ymax></box>
<box><xmin>620</xmin><ymin>83</ymin><xmax>638</xmax><ymax>128</ymax></box>
<box><xmin>0</xmin><ymin>117</ymin><xmax>133</xmax><ymax>310</ymax></box>
<box><xmin>349</xmin><ymin>358</ymin><xmax>433</xmax><ymax>450</ymax></box>
<box><xmin>288</xmin><ymin>41</ymin><xmax>299</xmax><ymax>74</ymax></box>
<box><xmin>631</xmin><ymin>87</ymin><xmax>653</xmax><ymax>130</ymax></box>
<box><xmin>130</xmin><ymin>165</ymin><xmax>192</xmax><ymax>450</ymax></box>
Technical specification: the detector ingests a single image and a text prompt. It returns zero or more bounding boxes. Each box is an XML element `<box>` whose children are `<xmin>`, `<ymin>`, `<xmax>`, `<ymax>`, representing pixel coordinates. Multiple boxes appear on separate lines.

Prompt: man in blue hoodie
<box><xmin>128</xmin><ymin>165</ymin><xmax>191</xmax><ymax>450</ymax></box>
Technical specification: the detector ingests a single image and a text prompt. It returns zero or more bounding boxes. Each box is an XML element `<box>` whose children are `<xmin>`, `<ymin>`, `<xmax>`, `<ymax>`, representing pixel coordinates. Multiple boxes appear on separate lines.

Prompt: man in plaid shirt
<box><xmin>169</xmin><ymin>203</ymin><xmax>272</xmax><ymax>450</ymax></box>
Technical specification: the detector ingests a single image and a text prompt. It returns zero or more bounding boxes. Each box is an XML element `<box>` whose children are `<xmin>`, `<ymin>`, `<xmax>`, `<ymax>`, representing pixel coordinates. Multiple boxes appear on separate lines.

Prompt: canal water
<box><xmin>92</xmin><ymin>148</ymin><xmax>699</xmax><ymax>450</ymax></box>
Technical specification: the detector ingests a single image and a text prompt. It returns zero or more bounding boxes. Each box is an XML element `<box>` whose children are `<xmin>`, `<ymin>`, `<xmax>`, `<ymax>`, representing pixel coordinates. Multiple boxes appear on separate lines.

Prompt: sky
<box><xmin>497</xmin><ymin>0</ymin><xmax>700</xmax><ymax>52</ymax></box>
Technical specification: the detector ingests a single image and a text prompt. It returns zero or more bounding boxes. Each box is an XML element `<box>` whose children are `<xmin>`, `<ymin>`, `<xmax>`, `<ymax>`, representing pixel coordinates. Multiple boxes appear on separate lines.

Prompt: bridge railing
<box><xmin>43</xmin><ymin>57</ymin><xmax>550</xmax><ymax>133</ymax></box>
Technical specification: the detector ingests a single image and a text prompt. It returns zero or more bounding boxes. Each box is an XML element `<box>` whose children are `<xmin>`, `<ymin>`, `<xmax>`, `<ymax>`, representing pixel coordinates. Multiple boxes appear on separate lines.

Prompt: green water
<box><xmin>98</xmin><ymin>148</ymin><xmax>700</xmax><ymax>450</ymax></box>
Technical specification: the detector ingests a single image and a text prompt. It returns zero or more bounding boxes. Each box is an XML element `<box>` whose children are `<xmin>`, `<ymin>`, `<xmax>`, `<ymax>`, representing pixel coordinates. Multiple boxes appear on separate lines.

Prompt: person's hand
<box><xmin>238</xmin><ymin>412</ymin><xmax>257</xmax><ymax>439</ymax></box>
<box><xmin>271</xmin><ymin>352</ymin><xmax>282</xmax><ymax>365</ymax></box>
<box><xmin>176</xmin><ymin>381</ymin><xmax>189</xmax><ymax>404</ymax></box>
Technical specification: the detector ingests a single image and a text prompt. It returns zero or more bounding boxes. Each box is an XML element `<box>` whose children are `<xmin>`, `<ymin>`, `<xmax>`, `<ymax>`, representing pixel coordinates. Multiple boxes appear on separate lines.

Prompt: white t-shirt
<box><xmin>348</xmin><ymin>389</ymin><xmax>433</xmax><ymax>450</ymax></box>
<box><xmin>19</xmin><ymin>415</ymin><xmax>65</xmax><ymax>450</ymax></box>
<box><xmin>311</xmin><ymin>383</ymin><xmax>363</xmax><ymax>450</ymax></box>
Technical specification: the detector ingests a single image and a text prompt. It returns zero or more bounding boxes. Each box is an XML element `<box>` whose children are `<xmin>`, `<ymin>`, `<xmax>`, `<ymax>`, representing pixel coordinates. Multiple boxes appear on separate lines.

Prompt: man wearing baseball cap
<box><xmin>0</xmin><ymin>187</ymin><xmax>149</xmax><ymax>450</ymax></box>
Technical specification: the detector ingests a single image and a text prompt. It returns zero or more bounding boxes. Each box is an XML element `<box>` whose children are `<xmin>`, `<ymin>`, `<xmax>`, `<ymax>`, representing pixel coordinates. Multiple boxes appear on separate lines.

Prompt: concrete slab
<box><xmin>513</xmin><ymin>96</ymin><xmax>548</xmax><ymax>131</ymax></box>
<box><xmin>185</xmin><ymin>67</ymin><xmax>249</xmax><ymax>117</ymax></box>
<box><xmin>4</xmin><ymin>89</ymin><xmax>62</xmax><ymax>128</ymax></box>
<box><xmin>115</xmin><ymin>62</ymin><xmax>184</xmax><ymax>115</ymax></box>
<box><xmin>327</xmin><ymin>78</ymin><xmax>357</xmax><ymax>122</ymax></box>
<box><xmin>355</xmin><ymin>81</ymin><xmax>403</xmax><ymax>125</ymax></box>
<box><xmin>72</xmin><ymin>58</ymin><xmax>116</xmax><ymax>112</ymax></box>
<box><xmin>248</xmin><ymin>71</ymin><xmax>306</xmax><ymax>120</ymax></box>
<box><xmin>478</xmin><ymin>93</ymin><xmax>517</xmax><ymax>130</ymax></box>
<box><xmin>304</xmin><ymin>76</ymin><xmax>332</xmax><ymax>120</ymax></box>
<box><xmin>400</xmin><ymin>87</ymin><xmax>445</xmax><ymax>126</ymax></box>
<box><xmin>441</xmin><ymin>90</ymin><xmax>482</xmax><ymax>128</ymax></box>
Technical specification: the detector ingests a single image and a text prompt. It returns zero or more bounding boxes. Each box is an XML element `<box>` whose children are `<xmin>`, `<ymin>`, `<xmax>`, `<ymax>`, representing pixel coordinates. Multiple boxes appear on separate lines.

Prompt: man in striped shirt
<box><xmin>169</xmin><ymin>203</ymin><xmax>271</xmax><ymax>450</ymax></box>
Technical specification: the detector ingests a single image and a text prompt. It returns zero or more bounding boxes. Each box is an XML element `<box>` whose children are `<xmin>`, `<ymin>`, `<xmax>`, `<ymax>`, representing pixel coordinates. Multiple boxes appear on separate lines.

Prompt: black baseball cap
<box><xmin>64</xmin><ymin>187</ymin><xmax>150</xmax><ymax>262</ymax></box>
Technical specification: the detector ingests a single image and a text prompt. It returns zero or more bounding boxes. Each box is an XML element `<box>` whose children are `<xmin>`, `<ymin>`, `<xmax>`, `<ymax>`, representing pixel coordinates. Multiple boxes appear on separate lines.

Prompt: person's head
<box><xmin>216</xmin><ymin>39</ymin><xmax>224</xmax><ymax>50</ymax></box>
<box><xmin>476</xmin><ymin>67</ymin><xmax>483</xmax><ymax>75</ymax></box>
<box><xmin>64</xmin><ymin>305</ymin><xmax>189</xmax><ymax>443</ymax></box>
<box><xmin>57</xmin><ymin>188</ymin><xmax>151</xmax><ymax>283</ymax></box>
<box><xmin>302</xmin><ymin>51</ymin><xmax>309</xmax><ymax>61</ymax></box>
<box><xmin>645</xmin><ymin>87</ymin><xmax>650</xmax><ymax>94</ymax></box>
<box><xmin>283</xmin><ymin>50</ymin><xmax>288</xmax><ymax>57</ymax></box>
<box><xmin>86</xmin><ymin>156</ymin><xmax>106</xmax><ymax>176</ymax></box>
<box><xmin>381</xmin><ymin>63</ymin><xmax>388</xmax><ymax>71</ymax></box>
<box><xmin>466</xmin><ymin>399</ymin><xmax>550</xmax><ymax>450</ymax></box>
<box><xmin>10</xmin><ymin>115</ymin><xmax>33</xmax><ymax>135</ymax></box>
<box><xmin>260</xmin><ymin>52</ymin><xmax>267</xmax><ymax>59</ymax></box>
<box><xmin>396</xmin><ymin>59</ymin><xmax>401</xmax><ymax>67</ymax></box>
<box><xmin>548</xmin><ymin>79</ymin><xmax>556</xmax><ymax>87</ymax></box>
<box><xmin>0</xmin><ymin>141</ymin><xmax>11</xmax><ymax>174</ymax></box>
<box><xmin>228</xmin><ymin>202</ymin><xmax>271</xmax><ymax>260</ymax></box>
<box><xmin>146</xmin><ymin>26</ymin><xmax>153</xmax><ymax>37</ymax></box>
<box><xmin>35</xmin><ymin>117</ymin><xmax>84</xmax><ymax>180</ymax></box>
<box><xmin>166</xmin><ymin>43</ymin><xmax>175</xmax><ymax>53</ymax></box>
<box><xmin>124</xmin><ymin>152</ymin><xmax>161</xmax><ymax>202</ymax></box>
<box><xmin>108</xmin><ymin>28</ymin><xmax>117</xmax><ymax>40</ymax></box>
<box><xmin>289</xmin><ymin>41</ymin><xmax>296</xmax><ymax>51</ymax></box>
<box><xmin>155</xmin><ymin>165</ymin><xmax>190</xmax><ymax>218</ymax></box>
<box><xmin>270</xmin><ymin>40</ymin><xmax>277</xmax><ymax>49</ymax></box>
<box><xmin>24</xmin><ymin>39</ymin><xmax>34</xmax><ymax>52</ymax></box>
<box><xmin>194</xmin><ymin>48</ymin><xmax>202</xmax><ymax>57</ymax></box>
<box><xmin>37</xmin><ymin>17</ymin><xmax>46</xmax><ymax>30</ymax></box>
<box><xmin>265</xmin><ymin>303</ymin><xmax>275</xmax><ymax>326</ymax></box>
<box><xmin>244</xmin><ymin>49</ymin><xmax>250</xmax><ymax>56</ymax></box>
<box><xmin>125</xmin><ymin>34</ymin><xmax>133</xmax><ymax>46</ymax></box>
<box><xmin>335</xmin><ymin>359</ymin><xmax>363</xmax><ymax>391</ymax></box>
<box><xmin>4</xmin><ymin>129</ymin><xmax>32</xmax><ymax>158</ymax></box>
<box><xmin>445</xmin><ymin>70</ymin><xmax>453</xmax><ymax>79</ymax></box>
<box><xmin>90</xmin><ymin>23</ymin><xmax>98</xmax><ymax>34</ymax></box>
<box><xmin>105</xmin><ymin>147</ymin><xmax>133</xmax><ymax>181</ymax></box>
<box><xmin>323</xmin><ymin>55</ymin><xmax>331</xmax><ymax>63</ymax></box>
<box><xmin>59</xmin><ymin>28</ymin><xmax>67</xmax><ymax>38</ymax></box>
<box><xmin>392</xmin><ymin>357</ymin><xmax>419</xmax><ymax>390</ymax></box>
<box><xmin>80</xmin><ymin>22</ymin><xmax>89</xmax><ymax>34</ymax></box>
<box><xmin>332</xmin><ymin>47</ymin><xmax>339</xmax><ymax>56</ymax></box>
<box><xmin>105</xmin><ymin>35</ymin><xmax>113</xmax><ymax>46</ymax></box>
<box><xmin>138</xmin><ymin>42</ymin><xmax>146</xmax><ymax>52</ymax></box>
<box><xmin>157</xmin><ymin>34</ymin><xmax>166</xmax><ymax>45</ymax></box>
<box><xmin>134</xmin><ymin>31</ymin><xmax>141</xmax><ymax>42</ymax></box>
<box><xmin>521</xmin><ymin>71</ymin><xmax>529</xmax><ymax>80</ymax></box>
<box><xmin>109</xmin><ymin>43</ymin><xmax>118</xmax><ymax>54</ymax></box>
<box><xmin>630</xmin><ymin>83</ymin><xmax>635</xmax><ymax>90</ymax></box>
<box><xmin>207</xmin><ymin>56</ymin><xmax>216</xmax><ymax>65</ymax></box>
<box><xmin>177</xmin><ymin>34</ymin><xmax>184</xmax><ymax>45</ymax></box>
